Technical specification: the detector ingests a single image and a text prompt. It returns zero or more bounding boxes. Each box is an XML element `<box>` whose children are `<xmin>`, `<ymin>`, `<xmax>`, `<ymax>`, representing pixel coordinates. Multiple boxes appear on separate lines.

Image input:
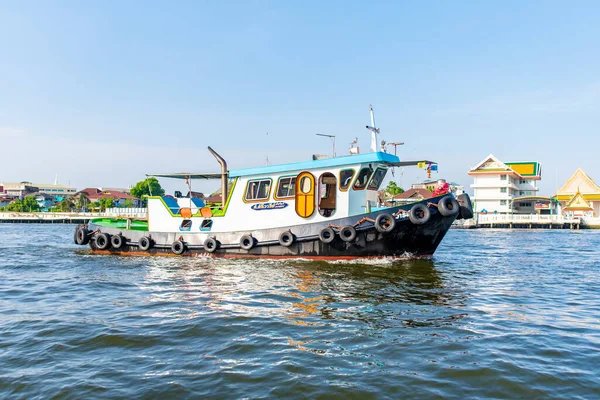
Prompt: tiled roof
<box><xmin>393</xmin><ymin>188</ymin><xmax>433</xmax><ymax>200</ymax></box>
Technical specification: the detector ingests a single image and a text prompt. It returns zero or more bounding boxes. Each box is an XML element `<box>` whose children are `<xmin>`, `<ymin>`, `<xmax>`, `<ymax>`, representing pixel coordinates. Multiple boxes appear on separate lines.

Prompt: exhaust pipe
<box><xmin>207</xmin><ymin>146</ymin><xmax>228</xmax><ymax>207</ymax></box>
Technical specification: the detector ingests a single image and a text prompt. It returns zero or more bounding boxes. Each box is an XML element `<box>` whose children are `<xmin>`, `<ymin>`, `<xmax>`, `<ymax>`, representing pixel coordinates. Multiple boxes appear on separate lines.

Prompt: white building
<box><xmin>469</xmin><ymin>154</ymin><xmax>542</xmax><ymax>214</ymax></box>
<box><xmin>0</xmin><ymin>181</ymin><xmax>76</xmax><ymax>199</ymax></box>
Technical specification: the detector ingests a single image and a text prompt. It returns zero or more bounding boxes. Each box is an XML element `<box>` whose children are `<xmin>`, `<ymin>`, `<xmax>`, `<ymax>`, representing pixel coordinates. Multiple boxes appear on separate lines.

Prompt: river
<box><xmin>1</xmin><ymin>225</ymin><xmax>599</xmax><ymax>398</ymax></box>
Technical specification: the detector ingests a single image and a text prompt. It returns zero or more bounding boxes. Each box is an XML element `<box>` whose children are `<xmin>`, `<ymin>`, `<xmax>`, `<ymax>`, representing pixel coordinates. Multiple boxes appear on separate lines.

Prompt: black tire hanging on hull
<box><xmin>95</xmin><ymin>232</ymin><xmax>111</xmax><ymax>250</ymax></box>
<box><xmin>339</xmin><ymin>226</ymin><xmax>357</xmax><ymax>242</ymax></box>
<box><xmin>203</xmin><ymin>237</ymin><xmax>219</xmax><ymax>253</ymax></box>
<box><xmin>111</xmin><ymin>234</ymin><xmax>125</xmax><ymax>249</ymax></box>
<box><xmin>375</xmin><ymin>213</ymin><xmax>396</xmax><ymax>233</ymax></box>
<box><xmin>278</xmin><ymin>231</ymin><xmax>295</xmax><ymax>247</ymax></box>
<box><xmin>409</xmin><ymin>204</ymin><xmax>431</xmax><ymax>225</ymax></box>
<box><xmin>75</xmin><ymin>227</ymin><xmax>90</xmax><ymax>245</ymax></box>
<box><xmin>139</xmin><ymin>236</ymin><xmax>153</xmax><ymax>251</ymax></box>
<box><xmin>457</xmin><ymin>193</ymin><xmax>474</xmax><ymax>219</ymax></box>
<box><xmin>240</xmin><ymin>234</ymin><xmax>255</xmax><ymax>251</ymax></box>
<box><xmin>171</xmin><ymin>240</ymin><xmax>186</xmax><ymax>255</ymax></box>
<box><xmin>319</xmin><ymin>227</ymin><xmax>335</xmax><ymax>244</ymax></box>
<box><xmin>438</xmin><ymin>196</ymin><xmax>460</xmax><ymax>217</ymax></box>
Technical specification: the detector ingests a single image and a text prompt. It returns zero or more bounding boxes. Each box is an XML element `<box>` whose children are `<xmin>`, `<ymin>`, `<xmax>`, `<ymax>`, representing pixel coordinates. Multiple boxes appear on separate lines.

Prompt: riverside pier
<box><xmin>453</xmin><ymin>214</ymin><xmax>586</xmax><ymax>229</ymax></box>
<box><xmin>0</xmin><ymin>208</ymin><xmax>147</xmax><ymax>224</ymax></box>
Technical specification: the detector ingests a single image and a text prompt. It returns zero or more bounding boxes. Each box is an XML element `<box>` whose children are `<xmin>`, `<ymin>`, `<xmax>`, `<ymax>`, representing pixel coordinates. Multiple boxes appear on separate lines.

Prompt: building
<box><xmin>554</xmin><ymin>168</ymin><xmax>600</xmax><ymax>217</ymax></box>
<box><xmin>0</xmin><ymin>182</ymin><xmax>39</xmax><ymax>199</ymax></box>
<box><xmin>75</xmin><ymin>188</ymin><xmax>141</xmax><ymax>208</ymax></box>
<box><xmin>410</xmin><ymin>180</ymin><xmax>465</xmax><ymax>196</ymax></box>
<box><xmin>0</xmin><ymin>181</ymin><xmax>76</xmax><ymax>199</ymax></box>
<box><xmin>392</xmin><ymin>188</ymin><xmax>433</xmax><ymax>206</ymax></box>
<box><xmin>469</xmin><ymin>154</ymin><xmax>542</xmax><ymax>214</ymax></box>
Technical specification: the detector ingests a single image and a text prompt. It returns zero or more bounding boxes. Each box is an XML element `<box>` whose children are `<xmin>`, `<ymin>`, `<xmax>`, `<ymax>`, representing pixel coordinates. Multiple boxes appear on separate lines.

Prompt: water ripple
<box><xmin>1</xmin><ymin>225</ymin><xmax>600</xmax><ymax>398</ymax></box>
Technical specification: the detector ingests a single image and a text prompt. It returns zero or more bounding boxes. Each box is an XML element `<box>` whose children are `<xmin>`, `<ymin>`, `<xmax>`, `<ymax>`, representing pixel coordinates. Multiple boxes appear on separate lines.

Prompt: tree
<box><xmin>385</xmin><ymin>181</ymin><xmax>404</xmax><ymax>196</ymax></box>
<box><xmin>22</xmin><ymin>196</ymin><xmax>40</xmax><ymax>212</ymax></box>
<box><xmin>59</xmin><ymin>198</ymin><xmax>74</xmax><ymax>212</ymax></box>
<box><xmin>122</xmin><ymin>198</ymin><xmax>133</xmax><ymax>208</ymax></box>
<box><xmin>7</xmin><ymin>199</ymin><xmax>24</xmax><ymax>212</ymax></box>
<box><xmin>76</xmin><ymin>193</ymin><xmax>89</xmax><ymax>211</ymax></box>
<box><xmin>99</xmin><ymin>197</ymin><xmax>115</xmax><ymax>211</ymax></box>
<box><xmin>131</xmin><ymin>177</ymin><xmax>165</xmax><ymax>206</ymax></box>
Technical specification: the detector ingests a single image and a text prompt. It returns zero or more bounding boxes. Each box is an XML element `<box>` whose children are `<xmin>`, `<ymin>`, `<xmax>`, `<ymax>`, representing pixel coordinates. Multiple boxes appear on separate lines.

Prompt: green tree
<box><xmin>385</xmin><ymin>181</ymin><xmax>404</xmax><ymax>196</ymax></box>
<box><xmin>7</xmin><ymin>199</ymin><xmax>24</xmax><ymax>212</ymax></box>
<box><xmin>131</xmin><ymin>177</ymin><xmax>165</xmax><ymax>206</ymax></box>
<box><xmin>122</xmin><ymin>198</ymin><xmax>134</xmax><ymax>208</ymax></box>
<box><xmin>76</xmin><ymin>193</ymin><xmax>89</xmax><ymax>211</ymax></box>
<box><xmin>99</xmin><ymin>197</ymin><xmax>115</xmax><ymax>211</ymax></box>
<box><xmin>22</xmin><ymin>196</ymin><xmax>40</xmax><ymax>212</ymax></box>
<box><xmin>59</xmin><ymin>198</ymin><xmax>74</xmax><ymax>212</ymax></box>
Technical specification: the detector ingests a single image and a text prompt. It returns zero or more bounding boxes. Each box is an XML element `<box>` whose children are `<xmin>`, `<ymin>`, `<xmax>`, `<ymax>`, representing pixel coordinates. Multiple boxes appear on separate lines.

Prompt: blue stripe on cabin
<box><xmin>229</xmin><ymin>152</ymin><xmax>400</xmax><ymax>178</ymax></box>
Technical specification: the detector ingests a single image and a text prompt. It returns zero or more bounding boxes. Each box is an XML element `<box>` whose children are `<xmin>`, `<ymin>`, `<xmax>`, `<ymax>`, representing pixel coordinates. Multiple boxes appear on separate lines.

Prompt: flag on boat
<box><xmin>417</xmin><ymin>162</ymin><xmax>426</xmax><ymax>168</ymax></box>
<box><xmin>431</xmin><ymin>164</ymin><xmax>438</xmax><ymax>171</ymax></box>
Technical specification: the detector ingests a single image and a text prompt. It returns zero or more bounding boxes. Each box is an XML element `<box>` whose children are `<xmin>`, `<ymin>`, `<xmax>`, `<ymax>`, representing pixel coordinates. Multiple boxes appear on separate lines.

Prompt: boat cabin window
<box><xmin>339</xmin><ymin>169</ymin><xmax>355</xmax><ymax>191</ymax></box>
<box><xmin>367</xmin><ymin>168</ymin><xmax>387</xmax><ymax>191</ymax></box>
<box><xmin>200</xmin><ymin>219</ymin><xmax>213</xmax><ymax>231</ymax></box>
<box><xmin>318</xmin><ymin>173</ymin><xmax>337</xmax><ymax>217</ymax></box>
<box><xmin>179</xmin><ymin>219</ymin><xmax>192</xmax><ymax>231</ymax></box>
<box><xmin>245</xmin><ymin>179</ymin><xmax>272</xmax><ymax>202</ymax></box>
<box><xmin>352</xmin><ymin>167</ymin><xmax>374</xmax><ymax>190</ymax></box>
<box><xmin>275</xmin><ymin>176</ymin><xmax>296</xmax><ymax>199</ymax></box>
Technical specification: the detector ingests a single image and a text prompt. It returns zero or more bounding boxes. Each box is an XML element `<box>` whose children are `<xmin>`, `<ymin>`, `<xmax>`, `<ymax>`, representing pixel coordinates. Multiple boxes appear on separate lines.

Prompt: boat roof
<box><xmin>148</xmin><ymin>152</ymin><xmax>436</xmax><ymax>180</ymax></box>
<box><xmin>146</xmin><ymin>173</ymin><xmax>223</xmax><ymax>180</ymax></box>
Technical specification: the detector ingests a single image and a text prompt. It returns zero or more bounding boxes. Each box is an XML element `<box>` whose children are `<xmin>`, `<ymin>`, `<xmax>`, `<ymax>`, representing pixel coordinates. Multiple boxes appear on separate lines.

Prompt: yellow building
<box><xmin>554</xmin><ymin>168</ymin><xmax>600</xmax><ymax>217</ymax></box>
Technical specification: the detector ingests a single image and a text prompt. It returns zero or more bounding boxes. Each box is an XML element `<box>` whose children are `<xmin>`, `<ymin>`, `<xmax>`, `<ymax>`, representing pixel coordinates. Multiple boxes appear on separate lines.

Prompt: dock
<box><xmin>0</xmin><ymin>208</ymin><xmax>147</xmax><ymax>224</ymax></box>
<box><xmin>453</xmin><ymin>214</ymin><xmax>585</xmax><ymax>229</ymax></box>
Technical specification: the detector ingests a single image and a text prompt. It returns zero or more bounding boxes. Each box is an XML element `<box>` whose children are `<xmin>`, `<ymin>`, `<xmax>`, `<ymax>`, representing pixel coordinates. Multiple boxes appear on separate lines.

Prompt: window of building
<box><xmin>500</xmin><ymin>175</ymin><xmax>507</xmax><ymax>181</ymax></box>
<box><xmin>353</xmin><ymin>167</ymin><xmax>374</xmax><ymax>190</ymax></box>
<box><xmin>339</xmin><ymin>169</ymin><xmax>355</xmax><ymax>191</ymax></box>
<box><xmin>245</xmin><ymin>179</ymin><xmax>272</xmax><ymax>201</ymax></box>
<box><xmin>500</xmin><ymin>200</ymin><xmax>507</xmax><ymax>205</ymax></box>
<box><xmin>500</xmin><ymin>187</ymin><xmax>507</xmax><ymax>193</ymax></box>
<box><xmin>275</xmin><ymin>176</ymin><xmax>296</xmax><ymax>199</ymax></box>
<box><xmin>367</xmin><ymin>168</ymin><xmax>387</xmax><ymax>191</ymax></box>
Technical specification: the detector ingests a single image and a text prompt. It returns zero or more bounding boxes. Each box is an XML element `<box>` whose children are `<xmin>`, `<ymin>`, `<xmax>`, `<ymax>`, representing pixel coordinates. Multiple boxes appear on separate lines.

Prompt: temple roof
<box><xmin>564</xmin><ymin>190</ymin><xmax>593</xmax><ymax>211</ymax></box>
<box><xmin>556</xmin><ymin>168</ymin><xmax>600</xmax><ymax>195</ymax></box>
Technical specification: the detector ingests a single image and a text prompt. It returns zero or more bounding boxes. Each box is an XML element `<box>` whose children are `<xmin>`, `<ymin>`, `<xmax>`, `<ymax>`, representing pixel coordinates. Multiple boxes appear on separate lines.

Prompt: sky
<box><xmin>1</xmin><ymin>1</ymin><xmax>599</xmax><ymax>196</ymax></box>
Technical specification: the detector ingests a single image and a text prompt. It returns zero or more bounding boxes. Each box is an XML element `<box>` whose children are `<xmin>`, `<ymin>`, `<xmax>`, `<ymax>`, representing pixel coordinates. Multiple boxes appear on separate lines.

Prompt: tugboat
<box><xmin>73</xmin><ymin>107</ymin><xmax>472</xmax><ymax>259</ymax></box>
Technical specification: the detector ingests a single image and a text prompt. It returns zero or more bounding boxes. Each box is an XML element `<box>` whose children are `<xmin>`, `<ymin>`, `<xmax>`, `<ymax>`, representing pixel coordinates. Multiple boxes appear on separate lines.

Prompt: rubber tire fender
<box><xmin>457</xmin><ymin>193</ymin><xmax>474</xmax><ymax>219</ymax></box>
<box><xmin>409</xmin><ymin>204</ymin><xmax>431</xmax><ymax>225</ymax></box>
<box><xmin>95</xmin><ymin>232</ymin><xmax>111</xmax><ymax>250</ymax></box>
<box><xmin>339</xmin><ymin>226</ymin><xmax>357</xmax><ymax>242</ymax></box>
<box><xmin>319</xmin><ymin>227</ymin><xmax>335</xmax><ymax>244</ymax></box>
<box><xmin>438</xmin><ymin>196</ymin><xmax>460</xmax><ymax>217</ymax></box>
<box><xmin>111</xmin><ymin>234</ymin><xmax>125</xmax><ymax>249</ymax></box>
<box><xmin>278</xmin><ymin>231</ymin><xmax>295</xmax><ymax>247</ymax></box>
<box><xmin>171</xmin><ymin>240</ymin><xmax>186</xmax><ymax>255</ymax></box>
<box><xmin>138</xmin><ymin>236</ymin><xmax>153</xmax><ymax>251</ymax></box>
<box><xmin>203</xmin><ymin>237</ymin><xmax>219</xmax><ymax>253</ymax></box>
<box><xmin>375</xmin><ymin>213</ymin><xmax>396</xmax><ymax>233</ymax></box>
<box><xmin>240</xmin><ymin>234</ymin><xmax>255</xmax><ymax>251</ymax></box>
<box><xmin>74</xmin><ymin>225</ymin><xmax>81</xmax><ymax>244</ymax></box>
<box><xmin>76</xmin><ymin>227</ymin><xmax>90</xmax><ymax>245</ymax></box>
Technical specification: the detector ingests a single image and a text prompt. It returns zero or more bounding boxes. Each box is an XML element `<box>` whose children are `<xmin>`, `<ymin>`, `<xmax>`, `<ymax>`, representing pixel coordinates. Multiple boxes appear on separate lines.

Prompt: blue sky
<box><xmin>1</xmin><ymin>1</ymin><xmax>599</xmax><ymax>195</ymax></box>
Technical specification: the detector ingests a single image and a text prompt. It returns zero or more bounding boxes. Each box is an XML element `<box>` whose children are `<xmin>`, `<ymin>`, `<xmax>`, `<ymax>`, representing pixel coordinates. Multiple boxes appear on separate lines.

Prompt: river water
<box><xmin>1</xmin><ymin>224</ymin><xmax>599</xmax><ymax>399</ymax></box>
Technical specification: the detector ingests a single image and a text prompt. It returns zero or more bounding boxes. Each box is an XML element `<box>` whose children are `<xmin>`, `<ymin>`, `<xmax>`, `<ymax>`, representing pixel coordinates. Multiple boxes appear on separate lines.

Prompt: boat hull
<box><xmin>79</xmin><ymin>196</ymin><xmax>461</xmax><ymax>259</ymax></box>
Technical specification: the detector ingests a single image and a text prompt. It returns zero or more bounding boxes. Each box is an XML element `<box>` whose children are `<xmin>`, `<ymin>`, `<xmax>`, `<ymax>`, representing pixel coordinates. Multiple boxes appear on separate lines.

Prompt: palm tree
<box><xmin>76</xmin><ymin>193</ymin><xmax>89</xmax><ymax>211</ymax></box>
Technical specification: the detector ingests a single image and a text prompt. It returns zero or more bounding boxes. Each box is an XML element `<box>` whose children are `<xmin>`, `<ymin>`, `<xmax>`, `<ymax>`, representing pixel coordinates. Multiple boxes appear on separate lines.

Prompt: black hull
<box><xmin>82</xmin><ymin>197</ymin><xmax>459</xmax><ymax>259</ymax></box>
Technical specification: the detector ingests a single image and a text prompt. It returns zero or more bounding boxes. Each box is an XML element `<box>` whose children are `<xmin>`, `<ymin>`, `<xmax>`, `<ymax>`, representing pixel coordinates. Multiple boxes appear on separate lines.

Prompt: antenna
<box><xmin>316</xmin><ymin>133</ymin><xmax>336</xmax><ymax>157</ymax></box>
<box><xmin>387</xmin><ymin>142</ymin><xmax>405</xmax><ymax>156</ymax></box>
<box><xmin>365</xmin><ymin>104</ymin><xmax>380</xmax><ymax>152</ymax></box>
